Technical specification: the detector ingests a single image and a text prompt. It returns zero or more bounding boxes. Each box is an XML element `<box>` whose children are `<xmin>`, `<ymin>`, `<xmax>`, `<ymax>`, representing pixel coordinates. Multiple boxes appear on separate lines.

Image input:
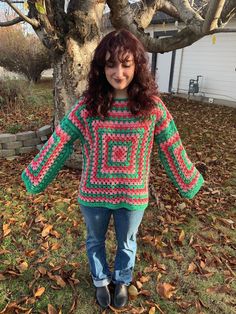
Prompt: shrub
<box><xmin>0</xmin><ymin>24</ymin><xmax>52</xmax><ymax>82</ymax></box>
<box><xmin>0</xmin><ymin>78</ymin><xmax>29</xmax><ymax>111</ymax></box>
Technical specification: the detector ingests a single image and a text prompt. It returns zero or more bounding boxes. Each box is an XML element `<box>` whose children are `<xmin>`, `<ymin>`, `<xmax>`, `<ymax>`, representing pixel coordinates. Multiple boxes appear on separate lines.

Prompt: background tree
<box><xmin>1</xmin><ymin>0</ymin><xmax>235</xmax><ymax>123</ymax></box>
<box><xmin>0</xmin><ymin>0</ymin><xmax>235</xmax><ymax>167</ymax></box>
<box><xmin>0</xmin><ymin>23</ymin><xmax>51</xmax><ymax>82</ymax></box>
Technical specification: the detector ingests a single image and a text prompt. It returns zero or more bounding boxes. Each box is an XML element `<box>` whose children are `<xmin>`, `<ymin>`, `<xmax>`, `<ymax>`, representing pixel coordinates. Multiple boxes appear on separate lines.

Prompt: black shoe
<box><xmin>113</xmin><ymin>284</ymin><xmax>128</xmax><ymax>308</ymax></box>
<box><xmin>96</xmin><ymin>285</ymin><xmax>111</xmax><ymax>309</ymax></box>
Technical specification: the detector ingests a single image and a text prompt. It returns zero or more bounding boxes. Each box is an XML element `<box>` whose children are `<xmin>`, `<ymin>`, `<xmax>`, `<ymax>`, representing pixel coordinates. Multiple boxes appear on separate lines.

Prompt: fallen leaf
<box><xmin>42</xmin><ymin>225</ymin><xmax>53</xmax><ymax>237</ymax></box>
<box><xmin>41</xmin><ymin>241</ymin><xmax>50</xmax><ymax>250</ymax></box>
<box><xmin>33</xmin><ymin>195</ymin><xmax>45</xmax><ymax>204</ymax></box>
<box><xmin>5</xmin><ymin>270</ymin><xmax>20</xmax><ymax>277</ymax></box>
<box><xmin>50</xmin><ymin>230</ymin><xmax>61</xmax><ymax>238</ymax></box>
<box><xmin>47</xmin><ymin>304</ymin><xmax>57</xmax><ymax>314</ymax></box>
<box><xmin>51</xmin><ymin>243</ymin><xmax>61</xmax><ymax>251</ymax></box>
<box><xmin>35</xmin><ymin>214</ymin><xmax>47</xmax><ymax>223</ymax></box>
<box><xmin>38</xmin><ymin>266</ymin><xmax>47</xmax><ymax>275</ymax></box>
<box><xmin>178</xmin><ymin>229</ymin><xmax>185</xmax><ymax>243</ymax></box>
<box><xmin>149</xmin><ymin>306</ymin><xmax>155</xmax><ymax>314</ymax></box>
<box><xmin>128</xmin><ymin>285</ymin><xmax>139</xmax><ymax>300</ymax></box>
<box><xmin>25</xmin><ymin>297</ymin><xmax>36</xmax><ymax>305</ymax></box>
<box><xmin>176</xmin><ymin>301</ymin><xmax>192</xmax><ymax>310</ymax></box>
<box><xmin>0</xmin><ymin>249</ymin><xmax>11</xmax><ymax>255</ymax></box>
<box><xmin>187</xmin><ymin>262</ymin><xmax>197</xmax><ymax>274</ymax></box>
<box><xmin>69</xmin><ymin>299</ymin><xmax>77</xmax><ymax>313</ymax></box>
<box><xmin>54</xmin><ymin>275</ymin><xmax>66</xmax><ymax>287</ymax></box>
<box><xmin>25</xmin><ymin>250</ymin><xmax>36</xmax><ymax>257</ymax></box>
<box><xmin>139</xmin><ymin>275</ymin><xmax>151</xmax><ymax>283</ymax></box>
<box><xmin>136</xmin><ymin>280</ymin><xmax>143</xmax><ymax>289</ymax></box>
<box><xmin>217</xmin><ymin>217</ymin><xmax>235</xmax><ymax>226</ymax></box>
<box><xmin>18</xmin><ymin>261</ymin><xmax>29</xmax><ymax>273</ymax></box>
<box><xmin>156</xmin><ymin>283</ymin><xmax>176</xmax><ymax>299</ymax></box>
<box><xmin>211</xmin><ymin>190</ymin><xmax>220</xmax><ymax>195</ymax></box>
<box><xmin>0</xmin><ymin>302</ymin><xmax>31</xmax><ymax>313</ymax></box>
<box><xmin>139</xmin><ymin>289</ymin><xmax>151</xmax><ymax>297</ymax></box>
<box><xmin>206</xmin><ymin>285</ymin><xmax>231</xmax><ymax>294</ymax></box>
<box><xmin>34</xmin><ymin>287</ymin><xmax>45</xmax><ymax>298</ymax></box>
<box><xmin>178</xmin><ymin>202</ymin><xmax>186</xmax><ymax>210</ymax></box>
<box><xmin>3</xmin><ymin>224</ymin><xmax>11</xmax><ymax>237</ymax></box>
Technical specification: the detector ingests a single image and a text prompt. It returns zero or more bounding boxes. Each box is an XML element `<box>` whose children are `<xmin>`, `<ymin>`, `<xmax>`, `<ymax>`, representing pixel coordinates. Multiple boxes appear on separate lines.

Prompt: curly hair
<box><xmin>83</xmin><ymin>29</ymin><xmax>159</xmax><ymax>118</ymax></box>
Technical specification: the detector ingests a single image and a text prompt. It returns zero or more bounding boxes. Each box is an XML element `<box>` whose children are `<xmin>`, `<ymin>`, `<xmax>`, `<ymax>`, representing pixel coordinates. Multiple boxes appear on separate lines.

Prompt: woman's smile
<box><xmin>105</xmin><ymin>51</ymin><xmax>135</xmax><ymax>97</ymax></box>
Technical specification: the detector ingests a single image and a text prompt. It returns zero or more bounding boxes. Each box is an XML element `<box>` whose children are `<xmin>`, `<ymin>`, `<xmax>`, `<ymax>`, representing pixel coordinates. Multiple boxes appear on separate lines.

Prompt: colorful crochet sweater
<box><xmin>22</xmin><ymin>97</ymin><xmax>204</xmax><ymax>210</ymax></box>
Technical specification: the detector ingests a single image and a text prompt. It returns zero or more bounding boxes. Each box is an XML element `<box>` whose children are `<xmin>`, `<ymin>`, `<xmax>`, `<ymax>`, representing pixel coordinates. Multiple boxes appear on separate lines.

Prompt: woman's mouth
<box><xmin>114</xmin><ymin>79</ymin><xmax>123</xmax><ymax>83</ymax></box>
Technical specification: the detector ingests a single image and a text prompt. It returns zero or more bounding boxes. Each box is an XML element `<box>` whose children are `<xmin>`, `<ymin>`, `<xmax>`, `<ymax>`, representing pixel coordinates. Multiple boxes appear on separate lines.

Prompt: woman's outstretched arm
<box><xmin>154</xmin><ymin>98</ymin><xmax>204</xmax><ymax>199</ymax></box>
<box><xmin>22</xmin><ymin>99</ymin><xmax>86</xmax><ymax>194</ymax></box>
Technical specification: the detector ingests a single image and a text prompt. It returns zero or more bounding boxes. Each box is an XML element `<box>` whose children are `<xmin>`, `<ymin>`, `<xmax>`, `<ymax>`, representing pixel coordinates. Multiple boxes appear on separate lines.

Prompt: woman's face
<box><xmin>104</xmin><ymin>51</ymin><xmax>135</xmax><ymax>96</ymax></box>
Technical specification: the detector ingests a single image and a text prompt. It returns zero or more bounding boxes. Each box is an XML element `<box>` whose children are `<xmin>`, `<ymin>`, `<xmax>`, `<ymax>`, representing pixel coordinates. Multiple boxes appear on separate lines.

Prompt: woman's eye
<box><xmin>123</xmin><ymin>64</ymin><xmax>131</xmax><ymax>68</ymax></box>
<box><xmin>106</xmin><ymin>63</ymin><xmax>115</xmax><ymax>68</ymax></box>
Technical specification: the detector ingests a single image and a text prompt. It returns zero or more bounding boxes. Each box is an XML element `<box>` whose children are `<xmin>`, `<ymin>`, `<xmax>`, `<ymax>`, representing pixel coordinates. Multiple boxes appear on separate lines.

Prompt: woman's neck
<box><xmin>113</xmin><ymin>89</ymin><xmax>128</xmax><ymax>99</ymax></box>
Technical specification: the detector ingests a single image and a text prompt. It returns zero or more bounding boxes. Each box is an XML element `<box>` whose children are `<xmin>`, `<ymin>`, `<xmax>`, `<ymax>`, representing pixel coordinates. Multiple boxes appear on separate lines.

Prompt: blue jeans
<box><xmin>80</xmin><ymin>204</ymin><xmax>144</xmax><ymax>288</ymax></box>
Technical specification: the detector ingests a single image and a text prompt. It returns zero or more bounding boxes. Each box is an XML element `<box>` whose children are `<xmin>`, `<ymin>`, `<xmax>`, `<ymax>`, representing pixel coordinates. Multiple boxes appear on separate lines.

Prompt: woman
<box><xmin>22</xmin><ymin>29</ymin><xmax>204</xmax><ymax>309</ymax></box>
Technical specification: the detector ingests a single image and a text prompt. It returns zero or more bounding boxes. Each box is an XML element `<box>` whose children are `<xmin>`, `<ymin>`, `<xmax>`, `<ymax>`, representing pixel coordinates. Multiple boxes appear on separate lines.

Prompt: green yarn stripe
<box><xmin>21</xmin><ymin>97</ymin><xmax>204</xmax><ymax>210</ymax></box>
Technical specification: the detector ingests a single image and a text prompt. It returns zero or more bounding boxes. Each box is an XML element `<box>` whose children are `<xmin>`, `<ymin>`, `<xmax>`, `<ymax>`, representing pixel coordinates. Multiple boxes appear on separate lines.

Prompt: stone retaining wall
<box><xmin>0</xmin><ymin>125</ymin><xmax>52</xmax><ymax>158</ymax></box>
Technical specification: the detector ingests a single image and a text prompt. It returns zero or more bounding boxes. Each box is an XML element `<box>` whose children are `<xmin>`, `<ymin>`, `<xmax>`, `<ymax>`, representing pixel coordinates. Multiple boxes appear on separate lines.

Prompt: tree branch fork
<box><xmin>0</xmin><ymin>0</ymin><xmax>236</xmax><ymax>53</ymax></box>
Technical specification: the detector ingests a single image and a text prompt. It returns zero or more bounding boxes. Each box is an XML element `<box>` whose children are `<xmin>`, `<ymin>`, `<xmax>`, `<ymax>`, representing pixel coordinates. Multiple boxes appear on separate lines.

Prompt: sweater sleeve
<box><xmin>154</xmin><ymin>98</ymin><xmax>204</xmax><ymax>199</ymax></box>
<box><xmin>21</xmin><ymin>99</ymin><xmax>86</xmax><ymax>194</ymax></box>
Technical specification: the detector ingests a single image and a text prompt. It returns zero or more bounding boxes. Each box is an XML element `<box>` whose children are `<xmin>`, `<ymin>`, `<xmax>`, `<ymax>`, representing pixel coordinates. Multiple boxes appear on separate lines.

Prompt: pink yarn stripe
<box><xmin>26</xmin><ymin>127</ymin><xmax>70</xmax><ymax>186</ymax></box>
<box><xmin>160</xmin><ymin>133</ymin><xmax>199</xmax><ymax>191</ymax></box>
<box><xmin>31</xmin><ymin>136</ymin><xmax>54</xmax><ymax>170</ymax></box>
<box><xmin>78</xmin><ymin>194</ymin><xmax>148</xmax><ymax>204</ymax></box>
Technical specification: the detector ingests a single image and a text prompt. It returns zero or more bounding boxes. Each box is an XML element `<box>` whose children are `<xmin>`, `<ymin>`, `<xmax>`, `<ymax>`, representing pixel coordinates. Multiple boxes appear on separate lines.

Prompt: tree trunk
<box><xmin>52</xmin><ymin>35</ymin><xmax>99</xmax><ymax>169</ymax></box>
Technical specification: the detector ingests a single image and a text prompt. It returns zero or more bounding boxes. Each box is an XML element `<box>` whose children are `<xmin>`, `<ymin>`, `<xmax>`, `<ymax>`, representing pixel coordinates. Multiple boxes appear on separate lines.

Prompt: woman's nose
<box><xmin>114</xmin><ymin>65</ymin><xmax>123</xmax><ymax>77</ymax></box>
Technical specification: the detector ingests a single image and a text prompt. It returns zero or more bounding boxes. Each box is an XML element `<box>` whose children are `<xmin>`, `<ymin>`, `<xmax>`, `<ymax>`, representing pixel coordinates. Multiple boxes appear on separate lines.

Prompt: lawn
<box><xmin>0</xmin><ymin>81</ymin><xmax>236</xmax><ymax>314</ymax></box>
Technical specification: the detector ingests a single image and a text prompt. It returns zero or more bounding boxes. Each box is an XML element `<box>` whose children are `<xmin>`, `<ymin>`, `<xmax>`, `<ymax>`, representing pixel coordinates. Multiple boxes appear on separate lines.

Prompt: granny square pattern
<box><xmin>22</xmin><ymin>97</ymin><xmax>204</xmax><ymax>210</ymax></box>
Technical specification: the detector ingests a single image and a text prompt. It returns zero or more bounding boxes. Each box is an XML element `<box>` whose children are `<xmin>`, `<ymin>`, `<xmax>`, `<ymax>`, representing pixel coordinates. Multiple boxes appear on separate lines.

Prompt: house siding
<box><xmin>172</xmin><ymin>20</ymin><xmax>236</xmax><ymax>102</ymax></box>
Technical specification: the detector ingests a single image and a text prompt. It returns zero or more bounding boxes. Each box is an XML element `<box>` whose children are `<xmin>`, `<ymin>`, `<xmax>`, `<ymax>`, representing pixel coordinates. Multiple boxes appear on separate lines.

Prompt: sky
<box><xmin>0</xmin><ymin>1</ymin><xmax>32</xmax><ymax>33</ymax></box>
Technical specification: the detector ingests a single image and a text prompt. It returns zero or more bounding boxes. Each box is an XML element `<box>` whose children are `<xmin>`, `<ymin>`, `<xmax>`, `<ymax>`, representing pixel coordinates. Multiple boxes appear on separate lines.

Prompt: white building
<box><xmin>147</xmin><ymin>18</ymin><xmax>236</xmax><ymax>108</ymax></box>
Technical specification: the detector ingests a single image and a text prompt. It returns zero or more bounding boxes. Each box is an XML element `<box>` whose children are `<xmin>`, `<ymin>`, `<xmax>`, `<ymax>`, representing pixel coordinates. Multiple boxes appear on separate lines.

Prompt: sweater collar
<box><xmin>113</xmin><ymin>97</ymin><xmax>128</xmax><ymax>102</ymax></box>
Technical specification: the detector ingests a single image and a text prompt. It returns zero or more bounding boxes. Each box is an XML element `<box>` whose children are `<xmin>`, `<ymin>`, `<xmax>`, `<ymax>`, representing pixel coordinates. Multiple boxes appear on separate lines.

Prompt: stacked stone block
<box><xmin>0</xmin><ymin>125</ymin><xmax>52</xmax><ymax>158</ymax></box>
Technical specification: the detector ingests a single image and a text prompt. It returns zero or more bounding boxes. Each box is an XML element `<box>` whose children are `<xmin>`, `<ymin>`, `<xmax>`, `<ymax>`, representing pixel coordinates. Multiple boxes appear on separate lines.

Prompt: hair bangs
<box><xmin>106</xmin><ymin>48</ymin><xmax>133</xmax><ymax>65</ymax></box>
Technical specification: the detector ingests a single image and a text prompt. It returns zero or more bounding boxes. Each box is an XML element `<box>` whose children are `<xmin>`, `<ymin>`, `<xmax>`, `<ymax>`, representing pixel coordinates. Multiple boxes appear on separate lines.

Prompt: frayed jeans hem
<box><xmin>92</xmin><ymin>277</ymin><xmax>112</xmax><ymax>288</ymax></box>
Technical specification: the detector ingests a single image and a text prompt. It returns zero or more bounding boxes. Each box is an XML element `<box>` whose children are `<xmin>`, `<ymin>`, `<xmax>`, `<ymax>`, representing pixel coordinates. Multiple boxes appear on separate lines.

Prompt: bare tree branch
<box><xmin>107</xmin><ymin>0</ymin><xmax>136</xmax><ymax>29</ymax></box>
<box><xmin>25</xmin><ymin>0</ymin><xmax>65</xmax><ymax>52</ymax></box>
<box><xmin>202</xmin><ymin>0</ymin><xmax>226</xmax><ymax>33</ymax></box>
<box><xmin>107</xmin><ymin>0</ymin><xmax>203</xmax><ymax>53</ymax></box>
<box><xmin>67</xmin><ymin>0</ymin><xmax>105</xmax><ymax>43</ymax></box>
<box><xmin>107</xmin><ymin>0</ymin><xmax>236</xmax><ymax>54</ymax></box>
<box><xmin>0</xmin><ymin>16</ymin><xmax>23</xmax><ymax>26</ymax></box>
<box><xmin>169</xmin><ymin>0</ymin><xmax>204</xmax><ymax>34</ymax></box>
<box><xmin>160</xmin><ymin>0</ymin><xmax>179</xmax><ymax>18</ymax></box>
<box><xmin>45</xmin><ymin>0</ymin><xmax>67</xmax><ymax>34</ymax></box>
<box><xmin>134</xmin><ymin>0</ymin><xmax>179</xmax><ymax>29</ymax></box>
<box><xmin>209</xmin><ymin>27</ymin><xmax>236</xmax><ymax>33</ymax></box>
<box><xmin>3</xmin><ymin>0</ymin><xmax>40</xmax><ymax>28</ymax></box>
<box><xmin>0</xmin><ymin>1</ymin><xmax>24</xmax><ymax>2</ymax></box>
<box><xmin>1</xmin><ymin>0</ymin><xmax>236</xmax><ymax>55</ymax></box>
<box><xmin>134</xmin><ymin>0</ymin><xmax>158</xmax><ymax>29</ymax></box>
<box><xmin>219</xmin><ymin>0</ymin><xmax>236</xmax><ymax>24</ymax></box>
<box><xmin>136</xmin><ymin>27</ymin><xmax>203</xmax><ymax>53</ymax></box>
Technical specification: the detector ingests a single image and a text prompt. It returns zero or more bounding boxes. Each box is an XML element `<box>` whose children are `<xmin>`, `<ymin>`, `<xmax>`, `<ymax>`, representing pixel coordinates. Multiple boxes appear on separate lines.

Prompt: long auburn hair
<box><xmin>83</xmin><ymin>29</ymin><xmax>159</xmax><ymax>118</ymax></box>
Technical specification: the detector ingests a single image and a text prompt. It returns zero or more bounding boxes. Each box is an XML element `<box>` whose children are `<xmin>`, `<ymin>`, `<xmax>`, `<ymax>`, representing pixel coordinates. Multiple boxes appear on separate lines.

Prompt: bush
<box><xmin>0</xmin><ymin>24</ymin><xmax>52</xmax><ymax>82</ymax></box>
<box><xmin>0</xmin><ymin>78</ymin><xmax>29</xmax><ymax>111</ymax></box>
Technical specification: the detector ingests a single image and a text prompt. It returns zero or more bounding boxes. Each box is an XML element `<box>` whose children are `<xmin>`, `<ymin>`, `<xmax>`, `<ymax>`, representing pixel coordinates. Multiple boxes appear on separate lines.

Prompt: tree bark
<box><xmin>52</xmin><ymin>35</ymin><xmax>100</xmax><ymax>168</ymax></box>
<box><xmin>1</xmin><ymin>0</ymin><xmax>236</xmax><ymax>169</ymax></box>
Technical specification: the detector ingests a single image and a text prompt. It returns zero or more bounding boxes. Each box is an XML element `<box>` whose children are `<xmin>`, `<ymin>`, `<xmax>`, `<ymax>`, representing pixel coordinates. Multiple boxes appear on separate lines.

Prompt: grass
<box><xmin>0</xmin><ymin>81</ymin><xmax>236</xmax><ymax>313</ymax></box>
<box><xmin>0</xmin><ymin>78</ymin><xmax>53</xmax><ymax>133</ymax></box>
